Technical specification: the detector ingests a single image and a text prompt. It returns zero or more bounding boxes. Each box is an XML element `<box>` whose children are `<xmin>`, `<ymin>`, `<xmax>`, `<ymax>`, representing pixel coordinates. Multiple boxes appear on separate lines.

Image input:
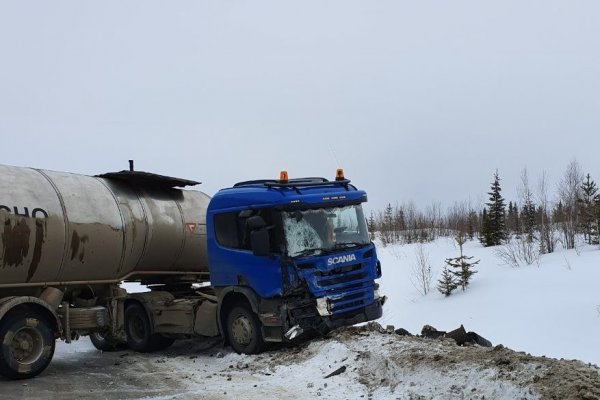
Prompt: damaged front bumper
<box><xmin>316</xmin><ymin>289</ymin><xmax>386</xmax><ymax>317</ymax></box>
<box><xmin>286</xmin><ymin>294</ymin><xmax>385</xmax><ymax>339</ymax></box>
<box><xmin>317</xmin><ymin>295</ymin><xmax>385</xmax><ymax>332</ymax></box>
<box><xmin>258</xmin><ymin>290</ymin><xmax>386</xmax><ymax>343</ymax></box>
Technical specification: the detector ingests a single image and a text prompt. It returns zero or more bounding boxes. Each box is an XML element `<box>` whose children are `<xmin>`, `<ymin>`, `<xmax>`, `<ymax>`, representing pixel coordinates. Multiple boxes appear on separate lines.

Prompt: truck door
<box><xmin>209</xmin><ymin>209</ymin><xmax>282</xmax><ymax>298</ymax></box>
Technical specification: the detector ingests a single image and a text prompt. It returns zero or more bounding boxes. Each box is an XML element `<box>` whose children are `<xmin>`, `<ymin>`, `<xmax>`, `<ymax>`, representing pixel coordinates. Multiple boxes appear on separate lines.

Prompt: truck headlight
<box><xmin>374</xmin><ymin>289</ymin><xmax>387</xmax><ymax>306</ymax></box>
<box><xmin>316</xmin><ymin>298</ymin><xmax>331</xmax><ymax>316</ymax></box>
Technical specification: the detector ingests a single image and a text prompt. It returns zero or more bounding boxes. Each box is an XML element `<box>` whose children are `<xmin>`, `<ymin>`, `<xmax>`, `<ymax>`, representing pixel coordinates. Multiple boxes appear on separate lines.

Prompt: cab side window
<box><xmin>214</xmin><ymin>212</ymin><xmax>242</xmax><ymax>249</ymax></box>
<box><xmin>214</xmin><ymin>209</ymin><xmax>281</xmax><ymax>252</ymax></box>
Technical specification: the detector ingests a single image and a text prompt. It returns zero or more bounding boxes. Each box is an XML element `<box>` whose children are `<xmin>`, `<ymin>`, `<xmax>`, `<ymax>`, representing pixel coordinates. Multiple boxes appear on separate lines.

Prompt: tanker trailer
<box><xmin>0</xmin><ymin>163</ymin><xmax>218</xmax><ymax>379</ymax></box>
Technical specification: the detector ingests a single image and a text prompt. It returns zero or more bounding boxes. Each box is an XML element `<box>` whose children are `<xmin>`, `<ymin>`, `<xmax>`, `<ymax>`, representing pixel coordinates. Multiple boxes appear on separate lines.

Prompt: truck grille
<box><xmin>327</xmin><ymin>286</ymin><xmax>373</xmax><ymax>314</ymax></box>
<box><xmin>311</xmin><ymin>262</ymin><xmax>374</xmax><ymax>315</ymax></box>
<box><xmin>314</xmin><ymin>263</ymin><xmax>371</xmax><ymax>292</ymax></box>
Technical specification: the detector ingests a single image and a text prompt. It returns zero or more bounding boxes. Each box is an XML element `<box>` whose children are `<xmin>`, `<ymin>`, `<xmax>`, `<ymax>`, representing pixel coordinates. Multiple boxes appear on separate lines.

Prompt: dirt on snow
<box><xmin>2</xmin><ymin>323</ymin><xmax>599</xmax><ymax>400</ymax></box>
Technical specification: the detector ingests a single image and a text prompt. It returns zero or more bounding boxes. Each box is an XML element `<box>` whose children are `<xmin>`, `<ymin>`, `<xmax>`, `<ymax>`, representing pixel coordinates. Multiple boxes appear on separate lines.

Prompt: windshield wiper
<box><xmin>291</xmin><ymin>247</ymin><xmax>333</xmax><ymax>258</ymax></box>
<box><xmin>333</xmin><ymin>242</ymin><xmax>368</xmax><ymax>250</ymax></box>
<box><xmin>290</xmin><ymin>242</ymin><xmax>368</xmax><ymax>257</ymax></box>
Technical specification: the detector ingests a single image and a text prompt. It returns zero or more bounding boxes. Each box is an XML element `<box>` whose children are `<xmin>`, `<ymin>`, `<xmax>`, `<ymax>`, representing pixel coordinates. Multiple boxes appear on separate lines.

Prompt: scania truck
<box><xmin>0</xmin><ymin>163</ymin><xmax>384</xmax><ymax>379</ymax></box>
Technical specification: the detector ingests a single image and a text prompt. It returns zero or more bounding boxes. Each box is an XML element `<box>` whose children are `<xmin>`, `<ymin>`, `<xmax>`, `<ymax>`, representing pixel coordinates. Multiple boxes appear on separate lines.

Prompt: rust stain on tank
<box><xmin>27</xmin><ymin>219</ymin><xmax>45</xmax><ymax>282</ymax></box>
<box><xmin>70</xmin><ymin>230</ymin><xmax>89</xmax><ymax>263</ymax></box>
<box><xmin>1</xmin><ymin>218</ymin><xmax>31</xmax><ymax>267</ymax></box>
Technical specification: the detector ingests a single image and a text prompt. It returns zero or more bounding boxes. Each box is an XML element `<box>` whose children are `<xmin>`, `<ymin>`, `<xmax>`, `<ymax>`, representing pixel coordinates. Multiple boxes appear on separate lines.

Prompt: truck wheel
<box><xmin>90</xmin><ymin>332</ymin><xmax>127</xmax><ymax>352</ymax></box>
<box><xmin>0</xmin><ymin>309</ymin><xmax>56</xmax><ymax>380</ymax></box>
<box><xmin>152</xmin><ymin>335</ymin><xmax>175</xmax><ymax>351</ymax></box>
<box><xmin>125</xmin><ymin>303</ymin><xmax>155</xmax><ymax>352</ymax></box>
<box><xmin>226</xmin><ymin>304</ymin><xmax>264</xmax><ymax>354</ymax></box>
<box><xmin>124</xmin><ymin>303</ymin><xmax>171</xmax><ymax>352</ymax></box>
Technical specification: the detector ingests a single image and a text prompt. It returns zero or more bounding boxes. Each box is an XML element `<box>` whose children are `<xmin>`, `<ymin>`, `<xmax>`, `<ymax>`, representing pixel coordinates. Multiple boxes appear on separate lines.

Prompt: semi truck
<box><xmin>0</xmin><ymin>163</ymin><xmax>384</xmax><ymax>380</ymax></box>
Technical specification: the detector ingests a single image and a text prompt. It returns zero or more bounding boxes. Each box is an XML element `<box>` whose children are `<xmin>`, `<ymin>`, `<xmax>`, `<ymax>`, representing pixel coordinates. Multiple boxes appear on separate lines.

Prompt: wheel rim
<box><xmin>10</xmin><ymin>327</ymin><xmax>44</xmax><ymax>365</ymax></box>
<box><xmin>128</xmin><ymin>316</ymin><xmax>146</xmax><ymax>342</ymax></box>
<box><xmin>231</xmin><ymin>315</ymin><xmax>253</xmax><ymax>346</ymax></box>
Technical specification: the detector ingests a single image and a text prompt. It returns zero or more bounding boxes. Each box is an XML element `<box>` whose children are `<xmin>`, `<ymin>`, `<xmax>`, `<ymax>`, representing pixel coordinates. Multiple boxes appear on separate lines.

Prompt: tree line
<box><xmin>370</xmin><ymin>159</ymin><xmax>600</xmax><ymax>254</ymax></box>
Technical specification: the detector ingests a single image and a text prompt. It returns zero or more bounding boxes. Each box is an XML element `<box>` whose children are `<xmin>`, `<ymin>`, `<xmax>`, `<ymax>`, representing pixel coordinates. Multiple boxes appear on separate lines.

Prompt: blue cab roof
<box><xmin>207</xmin><ymin>178</ymin><xmax>368</xmax><ymax>213</ymax></box>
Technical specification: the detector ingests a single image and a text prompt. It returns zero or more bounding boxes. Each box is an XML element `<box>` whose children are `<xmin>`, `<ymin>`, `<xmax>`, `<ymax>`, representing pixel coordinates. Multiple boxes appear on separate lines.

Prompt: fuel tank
<box><xmin>0</xmin><ymin>164</ymin><xmax>209</xmax><ymax>286</ymax></box>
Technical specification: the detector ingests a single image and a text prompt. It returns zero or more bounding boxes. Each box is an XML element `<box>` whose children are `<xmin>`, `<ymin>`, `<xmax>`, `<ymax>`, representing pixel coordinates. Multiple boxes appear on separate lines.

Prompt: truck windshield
<box><xmin>282</xmin><ymin>204</ymin><xmax>370</xmax><ymax>257</ymax></box>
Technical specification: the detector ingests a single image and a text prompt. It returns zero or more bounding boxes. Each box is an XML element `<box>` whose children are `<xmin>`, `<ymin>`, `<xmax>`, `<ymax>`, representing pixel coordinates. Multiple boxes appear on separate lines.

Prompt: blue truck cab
<box><xmin>206</xmin><ymin>171</ymin><xmax>384</xmax><ymax>353</ymax></box>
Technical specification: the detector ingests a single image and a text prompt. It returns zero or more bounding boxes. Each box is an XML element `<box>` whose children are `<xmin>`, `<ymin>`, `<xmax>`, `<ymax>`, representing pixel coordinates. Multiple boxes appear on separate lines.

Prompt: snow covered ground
<box><xmin>4</xmin><ymin>237</ymin><xmax>599</xmax><ymax>399</ymax></box>
<box><xmin>4</xmin><ymin>325</ymin><xmax>598</xmax><ymax>400</ymax></box>
<box><xmin>377</xmin><ymin>237</ymin><xmax>600</xmax><ymax>366</ymax></box>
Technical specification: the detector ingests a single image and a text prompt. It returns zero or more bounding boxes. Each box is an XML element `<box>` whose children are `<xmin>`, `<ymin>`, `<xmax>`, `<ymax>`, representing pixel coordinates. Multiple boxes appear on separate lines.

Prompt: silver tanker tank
<box><xmin>0</xmin><ymin>164</ymin><xmax>209</xmax><ymax>287</ymax></box>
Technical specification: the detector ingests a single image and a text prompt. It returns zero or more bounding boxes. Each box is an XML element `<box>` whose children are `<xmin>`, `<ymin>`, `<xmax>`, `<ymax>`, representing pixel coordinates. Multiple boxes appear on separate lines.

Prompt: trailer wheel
<box><xmin>124</xmin><ymin>303</ymin><xmax>155</xmax><ymax>352</ymax></box>
<box><xmin>90</xmin><ymin>331</ymin><xmax>127</xmax><ymax>352</ymax></box>
<box><xmin>0</xmin><ymin>308</ymin><xmax>56</xmax><ymax>380</ymax></box>
<box><xmin>226</xmin><ymin>304</ymin><xmax>264</xmax><ymax>354</ymax></box>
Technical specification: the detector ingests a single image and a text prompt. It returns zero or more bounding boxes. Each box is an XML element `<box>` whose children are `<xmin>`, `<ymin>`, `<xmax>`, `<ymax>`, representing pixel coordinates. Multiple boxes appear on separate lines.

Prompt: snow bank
<box><xmin>377</xmin><ymin>237</ymin><xmax>600</xmax><ymax>365</ymax></box>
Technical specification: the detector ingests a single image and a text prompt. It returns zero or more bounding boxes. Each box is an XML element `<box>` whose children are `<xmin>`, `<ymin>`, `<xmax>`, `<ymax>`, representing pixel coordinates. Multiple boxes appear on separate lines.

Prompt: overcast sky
<box><xmin>1</xmin><ymin>1</ymin><xmax>599</xmax><ymax>212</ymax></box>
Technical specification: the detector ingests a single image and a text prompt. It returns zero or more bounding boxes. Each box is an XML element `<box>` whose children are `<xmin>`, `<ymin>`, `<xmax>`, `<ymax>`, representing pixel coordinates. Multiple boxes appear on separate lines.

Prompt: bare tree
<box><xmin>404</xmin><ymin>201</ymin><xmax>418</xmax><ymax>243</ymax></box>
<box><xmin>426</xmin><ymin>201</ymin><xmax>443</xmax><ymax>240</ymax></box>
<box><xmin>536</xmin><ymin>171</ymin><xmax>556</xmax><ymax>254</ymax></box>
<box><xmin>518</xmin><ymin>167</ymin><xmax>537</xmax><ymax>242</ymax></box>
<box><xmin>495</xmin><ymin>240</ymin><xmax>520</xmax><ymax>268</ymax></box>
<box><xmin>446</xmin><ymin>201</ymin><xmax>469</xmax><ymax>237</ymax></box>
<box><xmin>495</xmin><ymin>235</ymin><xmax>540</xmax><ymax>267</ymax></box>
<box><xmin>557</xmin><ymin>160</ymin><xmax>584</xmax><ymax>249</ymax></box>
<box><xmin>410</xmin><ymin>243</ymin><xmax>433</xmax><ymax>295</ymax></box>
<box><xmin>502</xmin><ymin>167</ymin><xmax>539</xmax><ymax>264</ymax></box>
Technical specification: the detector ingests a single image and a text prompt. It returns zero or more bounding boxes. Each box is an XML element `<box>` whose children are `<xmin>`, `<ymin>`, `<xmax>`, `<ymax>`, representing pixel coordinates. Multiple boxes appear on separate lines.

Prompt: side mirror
<box><xmin>250</xmin><ymin>229</ymin><xmax>270</xmax><ymax>257</ymax></box>
<box><xmin>246</xmin><ymin>216</ymin><xmax>270</xmax><ymax>256</ymax></box>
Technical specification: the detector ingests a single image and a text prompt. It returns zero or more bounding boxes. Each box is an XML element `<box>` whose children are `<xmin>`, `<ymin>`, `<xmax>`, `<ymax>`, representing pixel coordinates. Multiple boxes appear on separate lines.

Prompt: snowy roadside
<box><xmin>376</xmin><ymin>238</ymin><xmax>600</xmax><ymax>366</ymax></box>
<box><xmin>3</xmin><ymin>325</ymin><xmax>599</xmax><ymax>400</ymax></box>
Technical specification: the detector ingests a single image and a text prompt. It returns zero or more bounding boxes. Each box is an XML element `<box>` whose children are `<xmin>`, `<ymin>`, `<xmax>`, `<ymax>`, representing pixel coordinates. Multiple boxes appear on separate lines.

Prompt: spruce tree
<box><xmin>382</xmin><ymin>203</ymin><xmax>394</xmax><ymax>245</ymax></box>
<box><xmin>479</xmin><ymin>208</ymin><xmax>492</xmax><ymax>246</ymax></box>
<box><xmin>508</xmin><ymin>201</ymin><xmax>522</xmax><ymax>237</ymax></box>
<box><xmin>553</xmin><ymin>201</ymin><xmax>565</xmax><ymax>225</ymax></box>
<box><xmin>437</xmin><ymin>265</ymin><xmax>458</xmax><ymax>296</ymax></box>
<box><xmin>447</xmin><ymin>237</ymin><xmax>479</xmax><ymax>291</ymax></box>
<box><xmin>394</xmin><ymin>207</ymin><xmax>405</xmax><ymax>243</ymax></box>
<box><xmin>467</xmin><ymin>209</ymin><xmax>477</xmax><ymax>240</ymax></box>
<box><xmin>368</xmin><ymin>211</ymin><xmax>376</xmax><ymax>241</ymax></box>
<box><xmin>579</xmin><ymin>174</ymin><xmax>599</xmax><ymax>245</ymax></box>
<box><xmin>507</xmin><ymin>202</ymin><xmax>516</xmax><ymax>234</ymax></box>
<box><xmin>445</xmin><ymin>255</ymin><xmax>479</xmax><ymax>291</ymax></box>
<box><xmin>481</xmin><ymin>171</ymin><xmax>507</xmax><ymax>246</ymax></box>
<box><xmin>521</xmin><ymin>199</ymin><xmax>537</xmax><ymax>243</ymax></box>
<box><xmin>440</xmin><ymin>235</ymin><xmax>479</xmax><ymax>295</ymax></box>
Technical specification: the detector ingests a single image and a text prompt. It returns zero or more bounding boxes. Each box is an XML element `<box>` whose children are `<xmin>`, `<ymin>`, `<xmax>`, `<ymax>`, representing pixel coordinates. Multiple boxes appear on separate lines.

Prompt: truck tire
<box><xmin>125</xmin><ymin>303</ymin><xmax>154</xmax><ymax>352</ymax></box>
<box><xmin>152</xmin><ymin>335</ymin><xmax>175</xmax><ymax>351</ymax></box>
<box><xmin>0</xmin><ymin>308</ymin><xmax>55</xmax><ymax>380</ymax></box>
<box><xmin>226</xmin><ymin>304</ymin><xmax>264</xmax><ymax>354</ymax></box>
<box><xmin>124</xmin><ymin>303</ymin><xmax>173</xmax><ymax>352</ymax></box>
<box><xmin>90</xmin><ymin>332</ymin><xmax>127</xmax><ymax>352</ymax></box>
